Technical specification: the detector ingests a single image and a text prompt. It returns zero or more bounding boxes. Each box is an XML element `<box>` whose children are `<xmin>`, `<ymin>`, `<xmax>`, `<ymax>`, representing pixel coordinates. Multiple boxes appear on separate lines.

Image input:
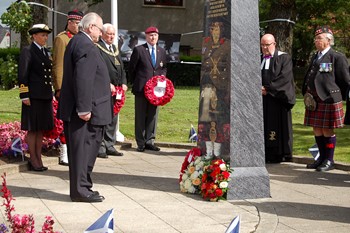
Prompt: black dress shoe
<box><xmin>306</xmin><ymin>159</ymin><xmax>323</xmax><ymax>169</ymax></box>
<box><xmin>59</xmin><ymin>161</ymin><xmax>69</xmax><ymax>166</ymax></box>
<box><xmin>28</xmin><ymin>162</ymin><xmax>44</xmax><ymax>172</ymax></box>
<box><xmin>136</xmin><ymin>146</ymin><xmax>145</xmax><ymax>152</ymax></box>
<box><xmin>145</xmin><ymin>144</ymin><xmax>160</xmax><ymax>151</ymax></box>
<box><xmin>41</xmin><ymin>166</ymin><xmax>48</xmax><ymax>171</ymax></box>
<box><xmin>316</xmin><ymin>160</ymin><xmax>335</xmax><ymax>172</ymax></box>
<box><xmin>71</xmin><ymin>193</ymin><xmax>105</xmax><ymax>203</ymax></box>
<box><xmin>97</xmin><ymin>153</ymin><xmax>108</xmax><ymax>158</ymax></box>
<box><xmin>106</xmin><ymin>150</ymin><xmax>123</xmax><ymax>156</ymax></box>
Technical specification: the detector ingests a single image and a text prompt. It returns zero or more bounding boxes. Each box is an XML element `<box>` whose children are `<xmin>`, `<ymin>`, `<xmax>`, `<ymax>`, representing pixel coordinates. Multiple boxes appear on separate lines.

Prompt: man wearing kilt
<box><xmin>302</xmin><ymin>26</ymin><xmax>350</xmax><ymax>172</ymax></box>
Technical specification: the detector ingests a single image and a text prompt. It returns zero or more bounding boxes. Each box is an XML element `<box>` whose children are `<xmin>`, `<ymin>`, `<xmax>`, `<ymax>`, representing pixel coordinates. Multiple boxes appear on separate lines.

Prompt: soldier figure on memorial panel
<box><xmin>198</xmin><ymin>21</ymin><xmax>230</xmax><ymax>161</ymax></box>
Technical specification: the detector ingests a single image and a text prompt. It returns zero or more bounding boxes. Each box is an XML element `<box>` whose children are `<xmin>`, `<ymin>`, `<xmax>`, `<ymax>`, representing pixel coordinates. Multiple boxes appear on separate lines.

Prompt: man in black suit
<box><xmin>96</xmin><ymin>23</ymin><xmax>127</xmax><ymax>158</ymax></box>
<box><xmin>128</xmin><ymin>26</ymin><xmax>167</xmax><ymax>152</ymax></box>
<box><xmin>302</xmin><ymin>25</ymin><xmax>350</xmax><ymax>172</ymax></box>
<box><xmin>59</xmin><ymin>12</ymin><xmax>111</xmax><ymax>202</ymax></box>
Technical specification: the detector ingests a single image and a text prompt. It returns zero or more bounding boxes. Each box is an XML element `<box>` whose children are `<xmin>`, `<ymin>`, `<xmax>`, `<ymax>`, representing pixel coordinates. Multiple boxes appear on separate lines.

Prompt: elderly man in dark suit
<box><xmin>128</xmin><ymin>26</ymin><xmax>167</xmax><ymax>152</ymax></box>
<box><xmin>96</xmin><ymin>23</ymin><xmax>127</xmax><ymax>158</ymax></box>
<box><xmin>59</xmin><ymin>12</ymin><xmax>111</xmax><ymax>202</ymax></box>
<box><xmin>302</xmin><ymin>25</ymin><xmax>350</xmax><ymax>172</ymax></box>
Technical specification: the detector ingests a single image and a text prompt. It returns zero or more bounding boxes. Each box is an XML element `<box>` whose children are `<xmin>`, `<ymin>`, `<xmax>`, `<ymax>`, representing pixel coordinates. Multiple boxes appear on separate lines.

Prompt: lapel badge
<box><xmin>160</xmin><ymin>61</ymin><xmax>163</xmax><ymax>67</ymax></box>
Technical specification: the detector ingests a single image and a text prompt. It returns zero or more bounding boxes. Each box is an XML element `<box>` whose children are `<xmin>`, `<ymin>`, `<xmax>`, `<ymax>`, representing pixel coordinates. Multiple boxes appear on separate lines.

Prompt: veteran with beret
<box><xmin>18</xmin><ymin>24</ymin><xmax>53</xmax><ymax>172</ymax></box>
<box><xmin>302</xmin><ymin>25</ymin><xmax>350</xmax><ymax>172</ymax></box>
<box><xmin>128</xmin><ymin>26</ymin><xmax>167</xmax><ymax>152</ymax></box>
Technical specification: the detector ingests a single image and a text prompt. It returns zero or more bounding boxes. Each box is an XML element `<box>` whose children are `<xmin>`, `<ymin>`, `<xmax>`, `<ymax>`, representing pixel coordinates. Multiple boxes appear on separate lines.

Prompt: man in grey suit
<box><xmin>128</xmin><ymin>26</ymin><xmax>167</xmax><ymax>152</ymax></box>
<box><xmin>59</xmin><ymin>12</ymin><xmax>111</xmax><ymax>202</ymax></box>
<box><xmin>96</xmin><ymin>23</ymin><xmax>127</xmax><ymax>158</ymax></box>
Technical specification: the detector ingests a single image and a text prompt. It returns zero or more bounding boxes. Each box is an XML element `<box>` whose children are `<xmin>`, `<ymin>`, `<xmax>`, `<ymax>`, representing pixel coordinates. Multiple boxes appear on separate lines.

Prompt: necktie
<box><xmin>151</xmin><ymin>46</ymin><xmax>156</xmax><ymax>67</ymax></box>
<box><xmin>109</xmin><ymin>45</ymin><xmax>113</xmax><ymax>53</ymax></box>
<box><xmin>41</xmin><ymin>48</ymin><xmax>47</xmax><ymax>57</ymax></box>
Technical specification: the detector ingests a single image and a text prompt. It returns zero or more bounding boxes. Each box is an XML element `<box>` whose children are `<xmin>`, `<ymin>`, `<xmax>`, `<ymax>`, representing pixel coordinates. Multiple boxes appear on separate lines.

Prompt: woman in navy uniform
<box><xmin>18</xmin><ymin>24</ymin><xmax>53</xmax><ymax>171</ymax></box>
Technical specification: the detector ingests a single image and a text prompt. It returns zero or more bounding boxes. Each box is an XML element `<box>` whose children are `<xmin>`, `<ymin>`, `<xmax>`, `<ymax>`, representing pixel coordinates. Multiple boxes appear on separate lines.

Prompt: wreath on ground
<box><xmin>144</xmin><ymin>75</ymin><xmax>174</xmax><ymax>106</ymax></box>
<box><xmin>112</xmin><ymin>86</ymin><xmax>125</xmax><ymax>115</ymax></box>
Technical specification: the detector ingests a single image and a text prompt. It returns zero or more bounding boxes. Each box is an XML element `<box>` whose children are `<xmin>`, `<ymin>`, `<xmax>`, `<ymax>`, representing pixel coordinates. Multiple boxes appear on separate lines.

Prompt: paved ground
<box><xmin>0</xmin><ymin>143</ymin><xmax>349</xmax><ymax>233</ymax></box>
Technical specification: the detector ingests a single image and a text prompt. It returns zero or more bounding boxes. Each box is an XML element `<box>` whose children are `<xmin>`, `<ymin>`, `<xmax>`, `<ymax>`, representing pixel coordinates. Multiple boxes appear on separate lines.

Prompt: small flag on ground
<box><xmin>308</xmin><ymin>143</ymin><xmax>320</xmax><ymax>160</ymax></box>
<box><xmin>225</xmin><ymin>215</ymin><xmax>240</xmax><ymax>233</ymax></box>
<box><xmin>11</xmin><ymin>137</ymin><xmax>24</xmax><ymax>161</ymax></box>
<box><xmin>188</xmin><ymin>124</ymin><xmax>198</xmax><ymax>142</ymax></box>
<box><xmin>84</xmin><ymin>209</ymin><xmax>114</xmax><ymax>233</ymax></box>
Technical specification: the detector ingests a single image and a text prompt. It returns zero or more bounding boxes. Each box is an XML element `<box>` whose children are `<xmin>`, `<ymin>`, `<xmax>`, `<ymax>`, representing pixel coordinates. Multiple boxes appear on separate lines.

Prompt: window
<box><xmin>144</xmin><ymin>0</ymin><xmax>183</xmax><ymax>7</ymax></box>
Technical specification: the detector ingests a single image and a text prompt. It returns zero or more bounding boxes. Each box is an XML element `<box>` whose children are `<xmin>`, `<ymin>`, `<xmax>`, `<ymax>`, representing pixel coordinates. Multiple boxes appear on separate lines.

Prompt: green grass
<box><xmin>1</xmin><ymin>88</ymin><xmax>349</xmax><ymax>163</ymax></box>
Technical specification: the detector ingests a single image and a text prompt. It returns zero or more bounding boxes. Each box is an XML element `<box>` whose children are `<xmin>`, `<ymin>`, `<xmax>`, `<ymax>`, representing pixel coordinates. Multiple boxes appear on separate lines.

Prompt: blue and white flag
<box><xmin>308</xmin><ymin>143</ymin><xmax>320</xmax><ymax>160</ymax></box>
<box><xmin>225</xmin><ymin>215</ymin><xmax>240</xmax><ymax>233</ymax></box>
<box><xmin>84</xmin><ymin>209</ymin><xmax>114</xmax><ymax>233</ymax></box>
<box><xmin>188</xmin><ymin>124</ymin><xmax>198</xmax><ymax>142</ymax></box>
<box><xmin>11</xmin><ymin>137</ymin><xmax>24</xmax><ymax>161</ymax></box>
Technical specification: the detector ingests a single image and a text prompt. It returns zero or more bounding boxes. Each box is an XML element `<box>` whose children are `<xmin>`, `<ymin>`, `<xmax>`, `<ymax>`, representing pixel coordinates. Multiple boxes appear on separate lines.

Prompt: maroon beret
<box><xmin>145</xmin><ymin>26</ymin><xmax>159</xmax><ymax>34</ymax></box>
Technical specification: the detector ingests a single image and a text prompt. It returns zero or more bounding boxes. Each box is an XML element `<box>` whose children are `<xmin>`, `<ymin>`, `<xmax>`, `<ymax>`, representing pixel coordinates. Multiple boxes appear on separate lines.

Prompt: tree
<box><xmin>1</xmin><ymin>1</ymin><xmax>32</xmax><ymax>49</ymax></box>
<box><xmin>259</xmin><ymin>0</ymin><xmax>296</xmax><ymax>55</ymax></box>
<box><xmin>260</xmin><ymin>0</ymin><xmax>350</xmax><ymax>65</ymax></box>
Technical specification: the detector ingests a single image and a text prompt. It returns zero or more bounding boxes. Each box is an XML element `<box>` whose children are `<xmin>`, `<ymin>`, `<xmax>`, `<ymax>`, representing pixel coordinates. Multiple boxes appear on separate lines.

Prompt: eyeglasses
<box><xmin>260</xmin><ymin>42</ymin><xmax>275</xmax><ymax>48</ymax></box>
<box><xmin>92</xmin><ymin>24</ymin><xmax>103</xmax><ymax>33</ymax></box>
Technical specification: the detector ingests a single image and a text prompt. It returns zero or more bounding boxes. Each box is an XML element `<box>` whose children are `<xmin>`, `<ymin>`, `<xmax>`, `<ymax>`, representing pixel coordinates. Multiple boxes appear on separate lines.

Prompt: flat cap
<box><xmin>145</xmin><ymin>26</ymin><xmax>159</xmax><ymax>34</ymax></box>
<box><xmin>28</xmin><ymin>24</ymin><xmax>52</xmax><ymax>35</ymax></box>
<box><xmin>315</xmin><ymin>25</ymin><xmax>333</xmax><ymax>36</ymax></box>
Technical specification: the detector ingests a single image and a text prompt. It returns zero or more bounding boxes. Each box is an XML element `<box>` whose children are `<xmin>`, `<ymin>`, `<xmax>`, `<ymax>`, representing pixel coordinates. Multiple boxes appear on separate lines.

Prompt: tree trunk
<box><xmin>265</xmin><ymin>0</ymin><xmax>296</xmax><ymax>55</ymax></box>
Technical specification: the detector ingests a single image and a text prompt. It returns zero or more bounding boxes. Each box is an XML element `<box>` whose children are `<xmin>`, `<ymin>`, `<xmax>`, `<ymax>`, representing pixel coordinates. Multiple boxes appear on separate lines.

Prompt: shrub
<box><xmin>0</xmin><ymin>54</ymin><xmax>18</xmax><ymax>90</ymax></box>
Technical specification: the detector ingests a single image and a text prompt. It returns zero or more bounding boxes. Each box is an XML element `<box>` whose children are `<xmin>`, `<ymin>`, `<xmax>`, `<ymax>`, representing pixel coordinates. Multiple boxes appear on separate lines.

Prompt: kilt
<box><xmin>21</xmin><ymin>99</ymin><xmax>54</xmax><ymax>131</ymax></box>
<box><xmin>304</xmin><ymin>101</ymin><xmax>344</xmax><ymax>129</ymax></box>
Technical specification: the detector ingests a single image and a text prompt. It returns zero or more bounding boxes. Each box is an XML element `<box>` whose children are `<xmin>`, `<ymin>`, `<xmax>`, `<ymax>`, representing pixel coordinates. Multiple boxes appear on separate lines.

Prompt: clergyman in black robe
<box><xmin>260</xmin><ymin>34</ymin><xmax>296</xmax><ymax>163</ymax></box>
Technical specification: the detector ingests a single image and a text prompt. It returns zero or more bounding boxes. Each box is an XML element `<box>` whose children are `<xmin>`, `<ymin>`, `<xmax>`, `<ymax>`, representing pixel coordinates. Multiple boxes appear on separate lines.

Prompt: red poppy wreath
<box><xmin>43</xmin><ymin>98</ymin><xmax>65</xmax><ymax>143</ymax></box>
<box><xmin>112</xmin><ymin>86</ymin><xmax>126</xmax><ymax>115</ymax></box>
<box><xmin>144</xmin><ymin>75</ymin><xmax>175</xmax><ymax>106</ymax></box>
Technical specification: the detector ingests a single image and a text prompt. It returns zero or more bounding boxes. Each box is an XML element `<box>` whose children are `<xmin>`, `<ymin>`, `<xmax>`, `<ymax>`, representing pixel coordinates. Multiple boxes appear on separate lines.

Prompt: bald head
<box><xmin>261</xmin><ymin>33</ymin><xmax>276</xmax><ymax>56</ymax></box>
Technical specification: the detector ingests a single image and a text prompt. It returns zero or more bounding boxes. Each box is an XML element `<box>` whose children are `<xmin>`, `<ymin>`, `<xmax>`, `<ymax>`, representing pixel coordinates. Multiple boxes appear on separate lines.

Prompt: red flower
<box><xmin>43</xmin><ymin>99</ymin><xmax>65</xmax><ymax>141</ymax></box>
<box><xmin>222</xmin><ymin>171</ymin><xmax>230</xmax><ymax>179</ymax></box>
<box><xmin>215</xmin><ymin>188</ymin><xmax>223</xmax><ymax>197</ymax></box>
<box><xmin>144</xmin><ymin>76</ymin><xmax>175</xmax><ymax>106</ymax></box>
<box><xmin>112</xmin><ymin>86</ymin><xmax>126</xmax><ymax>115</ymax></box>
<box><xmin>179</xmin><ymin>147</ymin><xmax>202</xmax><ymax>182</ymax></box>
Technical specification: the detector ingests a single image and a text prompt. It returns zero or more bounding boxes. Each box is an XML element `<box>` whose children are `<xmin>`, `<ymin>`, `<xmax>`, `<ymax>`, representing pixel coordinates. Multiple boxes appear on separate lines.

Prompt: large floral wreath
<box><xmin>144</xmin><ymin>75</ymin><xmax>174</xmax><ymax>106</ymax></box>
<box><xmin>179</xmin><ymin>147</ymin><xmax>233</xmax><ymax>201</ymax></box>
<box><xmin>112</xmin><ymin>85</ymin><xmax>125</xmax><ymax>115</ymax></box>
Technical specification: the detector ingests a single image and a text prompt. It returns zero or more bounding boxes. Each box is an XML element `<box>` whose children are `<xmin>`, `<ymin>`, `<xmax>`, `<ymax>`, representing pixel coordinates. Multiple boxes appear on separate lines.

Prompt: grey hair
<box><xmin>79</xmin><ymin>12</ymin><xmax>101</xmax><ymax>30</ymax></box>
<box><xmin>325</xmin><ymin>33</ymin><xmax>334</xmax><ymax>46</ymax></box>
<box><xmin>102</xmin><ymin>23</ymin><xmax>115</xmax><ymax>33</ymax></box>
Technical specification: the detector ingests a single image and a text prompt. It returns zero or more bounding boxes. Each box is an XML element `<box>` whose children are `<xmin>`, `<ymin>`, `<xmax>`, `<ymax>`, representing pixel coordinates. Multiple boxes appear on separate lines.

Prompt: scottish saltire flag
<box><xmin>308</xmin><ymin>144</ymin><xmax>320</xmax><ymax>160</ymax></box>
<box><xmin>11</xmin><ymin>137</ymin><xmax>24</xmax><ymax>161</ymax></box>
<box><xmin>188</xmin><ymin>124</ymin><xmax>198</xmax><ymax>142</ymax></box>
<box><xmin>225</xmin><ymin>215</ymin><xmax>240</xmax><ymax>233</ymax></box>
<box><xmin>84</xmin><ymin>209</ymin><xmax>114</xmax><ymax>233</ymax></box>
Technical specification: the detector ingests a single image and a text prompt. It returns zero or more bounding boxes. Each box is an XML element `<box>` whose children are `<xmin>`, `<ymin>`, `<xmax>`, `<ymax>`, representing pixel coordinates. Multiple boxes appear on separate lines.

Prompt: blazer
<box><xmin>18</xmin><ymin>43</ymin><xmax>53</xmax><ymax>100</ymax></box>
<box><xmin>58</xmin><ymin>32</ymin><xmax>112</xmax><ymax>126</ymax></box>
<box><xmin>302</xmin><ymin>48</ymin><xmax>350</xmax><ymax>103</ymax></box>
<box><xmin>128</xmin><ymin>43</ymin><xmax>167</xmax><ymax>94</ymax></box>
<box><xmin>97</xmin><ymin>40</ymin><xmax>127</xmax><ymax>86</ymax></box>
<box><xmin>52</xmin><ymin>31</ymin><xmax>73</xmax><ymax>91</ymax></box>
